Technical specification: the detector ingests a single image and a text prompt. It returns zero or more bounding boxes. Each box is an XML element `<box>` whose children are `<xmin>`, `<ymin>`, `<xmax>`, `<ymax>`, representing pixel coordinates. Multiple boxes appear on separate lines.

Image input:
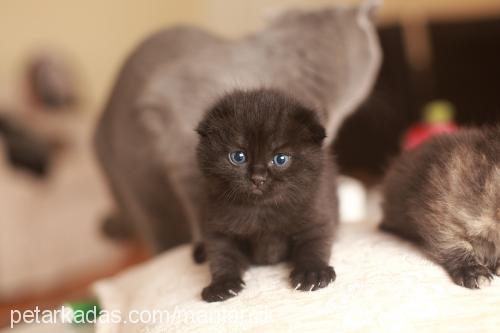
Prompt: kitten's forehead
<box><xmin>199</xmin><ymin>89</ymin><xmax>325</xmax><ymax>147</ymax></box>
<box><xmin>219</xmin><ymin>90</ymin><xmax>311</xmax><ymax>144</ymax></box>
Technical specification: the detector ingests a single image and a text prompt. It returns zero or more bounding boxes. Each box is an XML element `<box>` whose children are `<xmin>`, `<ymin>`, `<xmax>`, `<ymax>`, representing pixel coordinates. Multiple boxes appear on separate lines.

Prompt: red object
<box><xmin>402</xmin><ymin>122</ymin><xmax>458</xmax><ymax>151</ymax></box>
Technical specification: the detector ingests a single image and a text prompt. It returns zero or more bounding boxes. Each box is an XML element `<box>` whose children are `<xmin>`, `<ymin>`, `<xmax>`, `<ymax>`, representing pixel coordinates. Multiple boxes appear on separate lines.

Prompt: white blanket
<box><xmin>94</xmin><ymin>224</ymin><xmax>500</xmax><ymax>333</ymax></box>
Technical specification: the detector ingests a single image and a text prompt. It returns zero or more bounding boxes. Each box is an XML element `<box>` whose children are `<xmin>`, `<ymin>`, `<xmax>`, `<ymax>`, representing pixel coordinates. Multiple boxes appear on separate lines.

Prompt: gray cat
<box><xmin>381</xmin><ymin>127</ymin><xmax>500</xmax><ymax>288</ymax></box>
<box><xmin>94</xmin><ymin>4</ymin><xmax>381</xmax><ymax>253</ymax></box>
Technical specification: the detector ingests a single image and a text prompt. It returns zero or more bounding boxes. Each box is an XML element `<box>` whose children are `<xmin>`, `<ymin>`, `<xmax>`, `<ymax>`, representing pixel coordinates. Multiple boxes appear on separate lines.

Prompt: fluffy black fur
<box><xmin>381</xmin><ymin>127</ymin><xmax>500</xmax><ymax>289</ymax></box>
<box><xmin>196</xmin><ymin>89</ymin><xmax>338</xmax><ymax>302</ymax></box>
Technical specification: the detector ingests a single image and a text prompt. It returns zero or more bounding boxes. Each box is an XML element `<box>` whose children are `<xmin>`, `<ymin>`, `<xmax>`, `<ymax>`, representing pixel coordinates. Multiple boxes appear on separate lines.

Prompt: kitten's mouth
<box><xmin>249</xmin><ymin>184</ymin><xmax>265</xmax><ymax>196</ymax></box>
<box><xmin>250</xmin><ymin>187</ymin><xmax>264</xmax><ymax>196</ymax></box>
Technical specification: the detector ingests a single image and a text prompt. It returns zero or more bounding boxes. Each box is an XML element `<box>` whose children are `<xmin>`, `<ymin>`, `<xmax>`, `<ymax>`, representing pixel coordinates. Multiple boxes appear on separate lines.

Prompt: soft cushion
<box><xmin>94</xmin><ymin>223</ymin><xmax>500</xmax><ymax>333</ymax></box>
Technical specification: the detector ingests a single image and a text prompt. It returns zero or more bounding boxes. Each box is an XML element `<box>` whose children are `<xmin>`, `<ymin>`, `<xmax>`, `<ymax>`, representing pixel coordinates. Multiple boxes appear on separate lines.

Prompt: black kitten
<box><xmin>381</xmin><ymin>127</ymin><xmax>500</xmax><ymax>289</ymax></box>
<box><xmin>196</xmin><ymin>89</ymin><xmax>338</xmax><ymax>302</ymax></box>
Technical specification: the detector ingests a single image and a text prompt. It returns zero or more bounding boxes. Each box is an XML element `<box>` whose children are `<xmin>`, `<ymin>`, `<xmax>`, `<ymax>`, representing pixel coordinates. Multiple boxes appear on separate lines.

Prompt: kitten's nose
<box><xmin>251</xmin><ymin>174</ymin><xmax>266</xmax><ymax>187</ymax></box>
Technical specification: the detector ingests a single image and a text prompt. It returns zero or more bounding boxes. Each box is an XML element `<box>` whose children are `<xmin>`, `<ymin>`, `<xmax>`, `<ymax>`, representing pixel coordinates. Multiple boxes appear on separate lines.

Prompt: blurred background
<box><xmin>1</xmin><ymin>0</ymin><xmax>500</xmax><ymax>329</ymax></box>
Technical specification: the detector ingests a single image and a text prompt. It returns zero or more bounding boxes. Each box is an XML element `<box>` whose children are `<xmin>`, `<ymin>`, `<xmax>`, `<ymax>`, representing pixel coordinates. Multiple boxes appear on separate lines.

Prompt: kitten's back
<box><xmin>381</xmin><ymin>127</ymin><xmax>500</xmax><ymax>243</ymax></box>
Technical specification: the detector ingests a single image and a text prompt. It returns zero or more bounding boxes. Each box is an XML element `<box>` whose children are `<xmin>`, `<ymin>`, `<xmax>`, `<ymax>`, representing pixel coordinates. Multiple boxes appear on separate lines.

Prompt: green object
<box><xmin>62</xmin><ymin>299</ymin><xmax>101</xmax><ymax>325</ymax></box>
<box><xmin>423</xmin><ymin>100</ymin><xmax>455</xmax><ymax>124</ymax></box>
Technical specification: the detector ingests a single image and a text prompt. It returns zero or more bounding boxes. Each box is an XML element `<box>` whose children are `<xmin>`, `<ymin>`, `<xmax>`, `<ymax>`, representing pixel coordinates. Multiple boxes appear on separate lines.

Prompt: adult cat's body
<box><xmin>93</xmin><ymin>6</ymin><xmax>381</xmax><ymax>253</ymax></box>
<box><xmin>381</xmin><ymin>127</ymin><xmax>500</xmax><ymax>288</ymax></box>
<box><xmin>197</xmin><ymin>89</ymin><xmax>338</xmax><ymax>302</ymax></box>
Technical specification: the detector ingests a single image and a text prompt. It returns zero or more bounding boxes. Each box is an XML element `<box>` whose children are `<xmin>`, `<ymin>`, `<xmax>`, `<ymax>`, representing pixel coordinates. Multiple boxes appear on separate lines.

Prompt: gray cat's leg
<box><xmin>94</xmin><ymin>118</ymin><xmax>137</xmax><ymax>241</ymax></box>
<box><xmin>124</xmin><ymin>169</ymin><xmax>192</xmax><ymax>253</ymax></box>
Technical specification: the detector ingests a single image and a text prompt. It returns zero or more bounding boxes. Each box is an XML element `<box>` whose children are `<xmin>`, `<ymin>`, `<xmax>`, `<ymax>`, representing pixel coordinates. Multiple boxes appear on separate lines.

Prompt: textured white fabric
<box><xmin>94</xmin><ymin>224</ymin><xmax>500</xmax><ymax>333</ymax></box>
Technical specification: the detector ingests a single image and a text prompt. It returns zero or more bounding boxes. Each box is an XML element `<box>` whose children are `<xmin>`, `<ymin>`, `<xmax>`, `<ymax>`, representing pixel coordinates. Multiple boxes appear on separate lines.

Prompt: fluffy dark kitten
<box><xmin>381</xmin><ymin>127</ymin><xmax>500</xmax><ymax>289</ymax></box>
<box><xmin>196</xmin><ymin>88</ymin><xmax>338</xmax><ymax>302</ymax></box>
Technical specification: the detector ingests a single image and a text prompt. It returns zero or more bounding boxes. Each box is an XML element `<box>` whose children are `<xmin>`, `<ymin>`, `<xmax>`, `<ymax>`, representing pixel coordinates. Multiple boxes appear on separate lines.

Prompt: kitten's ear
<box><xmin>196</xmin><ymin>121</ymin><xmax>209</xmax><ymax>138</ymax></box>
<box><xmin>196</xmin><ymin>105</ymin><xmax>224</xmax><ymax>137</ymax></box>
<box><xmin>293</xmin><ymin>107</ymin><xmax>326</xmax><ymax>145</ymax></box>
<box><xmin>308</xmin><ymin>121</ymin><xmax>327</xmax><ymax>145</ymax></box>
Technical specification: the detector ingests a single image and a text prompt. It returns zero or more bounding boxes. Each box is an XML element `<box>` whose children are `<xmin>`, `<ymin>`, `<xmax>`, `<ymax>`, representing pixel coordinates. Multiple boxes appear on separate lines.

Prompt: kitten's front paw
<box><xmin>450</xmin><ymin>264</ymin><xmax>493</xmax><ymax>289</ymax></box>
<box><xmin>201</xmin><ymin>277</ymin><xmax>245</xmax><ymax>302</ymax></box>
<box><xmin>290</xmin><ymin>265</ymin><xmax>336</xmax><ymax>291</ymax></box>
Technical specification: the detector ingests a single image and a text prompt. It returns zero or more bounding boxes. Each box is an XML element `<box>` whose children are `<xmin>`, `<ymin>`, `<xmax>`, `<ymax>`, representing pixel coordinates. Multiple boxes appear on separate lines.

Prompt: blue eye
<box><xmin>273</xmin><ymin>153</ymin><xmax>290</xmax><ymax>167</ymax></box>
<box><xmin>229</xmin><ymin>151</ymin><xmax>247</xmax><ymax>165</ymax></box>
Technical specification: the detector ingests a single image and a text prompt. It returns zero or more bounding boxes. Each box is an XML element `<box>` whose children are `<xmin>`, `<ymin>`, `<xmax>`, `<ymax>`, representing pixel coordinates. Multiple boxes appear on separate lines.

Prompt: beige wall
<box><xmin>1</xmin><ymin>0</ymin><xmax>499</xmax><ymax>114</ymax></box>
<box><xmin>0</xmin><ymin>0</ymin><xmax>202</xmax><ymax>112</ymax></box>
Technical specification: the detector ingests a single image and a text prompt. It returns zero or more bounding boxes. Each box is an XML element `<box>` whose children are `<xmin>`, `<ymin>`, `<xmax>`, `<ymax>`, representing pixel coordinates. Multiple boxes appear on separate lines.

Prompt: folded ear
<box><xmin>292</xmin><ymin>107</ymin><xmax>327</xmax><ymax>145</ymax></box>
<box><xmin>195</xmin><ymin>105</ymin><xmax>226</xmax><ymax>138</ymax></box>
<box><xmin>195</xmin><ymin>121</ymin><xmax>208</xmax><ymax>138</ymax></box>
